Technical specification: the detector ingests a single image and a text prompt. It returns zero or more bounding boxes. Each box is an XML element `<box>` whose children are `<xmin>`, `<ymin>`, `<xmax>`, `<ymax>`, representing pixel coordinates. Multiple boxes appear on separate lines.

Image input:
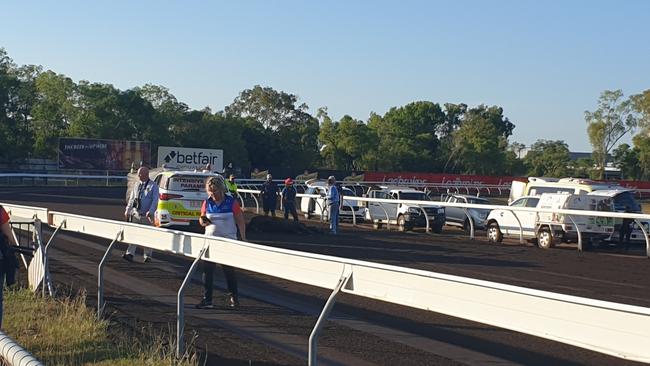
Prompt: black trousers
<box><xmin>202</xmin><ymin>262</ymin><xmax>238</xmax><ymax>302</ymax></box>
<box><xmin>284</xmin><ymin>202</ymin><xmax>299</xmax><ymax>221</ymax></box>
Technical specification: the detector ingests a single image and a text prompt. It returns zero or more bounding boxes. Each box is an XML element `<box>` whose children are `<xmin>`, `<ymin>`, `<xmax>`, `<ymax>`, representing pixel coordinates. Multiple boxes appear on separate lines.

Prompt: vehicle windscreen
<box><xmin>400</xmin><ymin>192</ymin><xmax>430</xmax><ymax>201</ymax></box>
<box><xmin>612</xmin><ymin>191</ymin><xmax>642</xmax><ymax>212</ymax></box>
<box><xmin>341</xmin><ymin>188</ymin><xmax>356</xmax><ymax>197</ymax></box>
<box><xmin>467</xmin><ymin>197</ymin><xmax>489</xmax><ymax>204</ymax></box>
<box><xmin>166</xmin><ymin>175</ymin><xmax>208</xmax><ymax>192</ymax></box>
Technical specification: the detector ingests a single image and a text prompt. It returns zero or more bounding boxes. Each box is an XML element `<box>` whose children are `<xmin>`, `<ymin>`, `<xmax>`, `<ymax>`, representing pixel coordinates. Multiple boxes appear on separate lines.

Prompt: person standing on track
<box><xmin>196</xmin><ymin>176</ymin><xmax>246</xmax><ymax>309</ymax></box>
<box><xmin>619</xmin><ymin>205</ymin><xmax>634</xmax><ymax>250</ymax></box>
<box><xmin>225</xmin><ymin>174</ymin><xmax>238</xmax><ymax>196</ymax></box>
<box><xmin>324</xmin><ymin>176</ymin><xmax>340</xmax><ymax>235</ymax></box>
<box><xmin>123</xmin><ymin>166</ymin><xmax>159</xmax><ymax>263</ymax></box>
<box><xmin>281</xmin><ymin>178</ymin><xmax>299</xmax><ymax>222</ymax></box>
<box><xmin>260</xmin><ymin>174</ymin><xmax>278</xmax><ymax>217</ymax></box>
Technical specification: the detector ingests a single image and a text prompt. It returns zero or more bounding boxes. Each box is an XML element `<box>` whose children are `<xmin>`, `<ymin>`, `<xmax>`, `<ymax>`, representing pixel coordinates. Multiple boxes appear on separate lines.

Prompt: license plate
<box><xmin>188</xmin><ymin>201</ymin><xmax>202</xmax><ymax>208</ymax></box>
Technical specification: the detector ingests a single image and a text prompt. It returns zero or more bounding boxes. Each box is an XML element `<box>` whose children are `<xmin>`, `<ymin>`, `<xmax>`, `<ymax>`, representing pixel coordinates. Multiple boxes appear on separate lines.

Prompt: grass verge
<box><xmin>3</xmin><ymin>287</ymin><xmax>199</xmax><ymax>366</ymax></box>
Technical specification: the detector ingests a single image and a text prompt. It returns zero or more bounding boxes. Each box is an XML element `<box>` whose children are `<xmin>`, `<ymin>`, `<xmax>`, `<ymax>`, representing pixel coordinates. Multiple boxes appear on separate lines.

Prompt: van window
<box><xmin>529</xmin><ymin>186</ymin><xmax>575</xmax><ymax>196</ymax></box>
<box><xmin>612</xmin><ymin>191</ymin><xmax>642</xmax><ymax>212</ymax></box>
<box><xmin>166</xmin><ymin>175</ymin><xmax>208</xmax><ymax>192</ymax></box>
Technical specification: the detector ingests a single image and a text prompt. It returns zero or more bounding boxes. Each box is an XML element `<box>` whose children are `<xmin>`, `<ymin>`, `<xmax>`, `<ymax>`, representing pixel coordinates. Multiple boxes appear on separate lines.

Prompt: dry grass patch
<box><xmin>3</xmin><ymin>288</ymin><xmax>199</xmax><ymax>366</ymax></box>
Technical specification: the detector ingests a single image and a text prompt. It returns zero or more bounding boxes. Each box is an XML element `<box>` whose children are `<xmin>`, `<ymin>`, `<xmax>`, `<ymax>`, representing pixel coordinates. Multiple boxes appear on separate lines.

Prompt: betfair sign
<box><xmin>157</xmin><ymin>146</ymin><xmax>224</xmax><ymax>172</ymax></box>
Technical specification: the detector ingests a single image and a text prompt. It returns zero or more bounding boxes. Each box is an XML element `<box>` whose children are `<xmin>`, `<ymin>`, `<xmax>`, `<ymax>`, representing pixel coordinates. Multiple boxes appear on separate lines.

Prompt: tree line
<box><xmin>1</xmin><ymin>48</ymin><xmax>649</xmax><ymax>179</ymax></box>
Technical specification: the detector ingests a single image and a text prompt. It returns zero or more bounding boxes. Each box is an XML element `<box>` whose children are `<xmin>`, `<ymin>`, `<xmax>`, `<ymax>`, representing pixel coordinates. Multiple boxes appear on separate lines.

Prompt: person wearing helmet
<box><xmin>259</xmin><ymin>173</ymin><xmax>278</xmax><ymax>217</ymax></box>
<box><xmin>325</xmin><ymin>175</ymin><xmax>340</xmax><ymax>234</ymax></box>
<box><xmin>281</xmin><ymin>178</ymin><xmax>299</xmax><ymax>222</ymax></box>
<box><xmin>225</xmin><ymin>174</ymin><xmax>238</xmax><ymax>196</ymax></box>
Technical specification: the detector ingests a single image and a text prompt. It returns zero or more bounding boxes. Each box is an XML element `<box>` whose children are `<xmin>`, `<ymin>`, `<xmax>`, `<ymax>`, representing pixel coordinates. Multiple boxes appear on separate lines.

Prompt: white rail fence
<box><xmin>0</xmin><ymin>331</ymin><xmax>43</xmax><ymax>366</ymax></box>
<box><xmin>3</xmin><ymin>201</ymin><xmax>650</xmax><ymax>364</ymax></box>
<box><xmin>237</xmin><ymin>189</ymin><xmax>650</xmax><ymax>257</ymax></box>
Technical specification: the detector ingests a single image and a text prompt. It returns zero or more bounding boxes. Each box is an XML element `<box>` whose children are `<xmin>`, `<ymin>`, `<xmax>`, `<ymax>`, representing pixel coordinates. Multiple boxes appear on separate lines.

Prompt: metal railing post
<box><xmin>236</xmin><ymin>192</ymin><xmax>245</xmax><ymax>211</ymax></box>
<box><xmin>252</xmin><ymin>194</ymin><xmax>260</xmax><ymax>214</ymax></box>
<box><xmin>415</xmin><ymin>205</ymin><xmax>430</xmax><ymax>233</ymax></box>
<box><xmin>462</xmin><ymin>208</ymin><xmax>475</xmax><ymax>240</ymax></box>
<box><xmin>633</xmin><ymin>219</ymin><xmax>650</xmax><ymax>259</ymax></box>
<box><xmin>566</xmin><ymin>215</ymin><xmax>582</xmax><ymax>251</ymax></box>
<box><xmin>343</xmin><ymin>200</ymin><xmax>356</xmax><ymax>226</ymax></box>
<box><xmin>379</xmin><ymin>202</ymin><xmax>391</xmax><ymax>230</ymax></box>
<box><xmin>507</xmin><ymin>210</ymin><xmax>524</xmax><ymax>244</ymax></box>
<box><xmin>97</xmin><ymin>229</ymin><xmax>124</xmax><ymax>319</ymax></box>
<box><xmin>308</xmin><ymin>272</ymin><xmax>351</xmax><ymax>366</ymax></box>
<box><xmin>177</xmin><ymin>244</ymin><xmax>208</xmax><ymax>359</ymax></box>
<box><xmin>43</xmin><ymin>220</ymin><xmax>66</xmax><ymax>297</ymax></box>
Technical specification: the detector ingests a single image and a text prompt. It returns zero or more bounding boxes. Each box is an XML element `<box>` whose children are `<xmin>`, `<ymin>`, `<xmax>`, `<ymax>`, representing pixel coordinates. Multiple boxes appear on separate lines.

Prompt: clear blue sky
<box><xmin>3</xmin><ymin>0</ymin><xmax>649</xmax><ymax>151</ymax></box>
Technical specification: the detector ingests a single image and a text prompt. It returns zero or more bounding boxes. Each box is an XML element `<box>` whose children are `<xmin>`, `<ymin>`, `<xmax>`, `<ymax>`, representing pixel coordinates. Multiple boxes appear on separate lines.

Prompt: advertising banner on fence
<box><xmin>363</xmin><ymin>171</ymin><xmax>520</xmax><ymax>186</ymax></box>
<box><xmin>58</xmin><ymin>138</ymin><xmax>151</xmax><ymax>170</ymax></box>
<box><xmin>157</xmin><ymin>146</ymin><xmax>223</xmax><ymax>172</ymax></box>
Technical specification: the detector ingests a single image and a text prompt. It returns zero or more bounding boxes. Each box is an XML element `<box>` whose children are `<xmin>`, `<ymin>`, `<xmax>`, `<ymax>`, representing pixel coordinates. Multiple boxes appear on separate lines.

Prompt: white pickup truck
<box><xmin>365</xmin><ymin>187</ymin><xmax>446</xmax><ymax>233</ymax></box>
<box><xmin>486</xmin><ymin>193</ymin><xmax>615</xmax><ymax>249</ymax></box>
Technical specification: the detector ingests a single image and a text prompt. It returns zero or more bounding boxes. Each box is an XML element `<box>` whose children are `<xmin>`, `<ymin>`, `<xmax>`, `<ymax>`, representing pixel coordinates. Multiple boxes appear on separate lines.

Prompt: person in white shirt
<box><xmin>123</xmin><ymin>166</ymin><xmax>159</xmax><ymax>263</ymax></box>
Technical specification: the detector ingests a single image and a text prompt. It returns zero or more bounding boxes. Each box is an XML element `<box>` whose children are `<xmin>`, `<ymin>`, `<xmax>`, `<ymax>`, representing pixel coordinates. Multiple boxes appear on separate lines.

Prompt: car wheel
<box><xmin>433</xmin><ymin>224</ymin><xmax>444</xmax><ymax>234</ymax></box>
<box><xmin>463</xmin><ymin>219</ymin><xmax>472</xmax><ymax>233</ymax></box>
<box><xmin>487</xmin><ymin>222</ymin><xmax>503</xmax><ymax>243</ymax></box>
<box><xmin>397</xmin><ymin>215</ymin><xmax>407</xmax><ymax>232</ymax></box>
<box><xmin>537</xmin><ymin>227</ymin><xmax>554</xmax><ymax>249</ymax></box>
<box><xmin>373</xmin><ymin>221</ymin><xmax>383</xmax><ymax>230</ymax></box>
<box><xmin>304</xmin><ymin>212</ymin><xmax>311</xmax><ymax>219</ymax></box>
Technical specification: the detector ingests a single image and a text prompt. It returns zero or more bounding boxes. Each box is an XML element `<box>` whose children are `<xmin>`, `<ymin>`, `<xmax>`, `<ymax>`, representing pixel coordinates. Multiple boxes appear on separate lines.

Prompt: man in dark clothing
<box><xmin>260</xmin><ymin>174</ymin><xmax>278</xmax><ymax>217</ymax></box>
<box><xmin>619</xmin><ymin>206</ymin><xmax>634</xmax><ymax>250</ymax></box>
<box><xmin>281</xmin><ymin>178</ymin><xmax>299</xmax><ymax>222</ymax></box>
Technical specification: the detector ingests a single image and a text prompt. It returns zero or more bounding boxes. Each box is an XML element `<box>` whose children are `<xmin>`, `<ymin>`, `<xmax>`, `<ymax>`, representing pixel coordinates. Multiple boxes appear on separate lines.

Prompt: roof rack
<box><xmin>528</xmin><ymin>177</ymin><xmax>560</xmax><ymax>183</ymax></box>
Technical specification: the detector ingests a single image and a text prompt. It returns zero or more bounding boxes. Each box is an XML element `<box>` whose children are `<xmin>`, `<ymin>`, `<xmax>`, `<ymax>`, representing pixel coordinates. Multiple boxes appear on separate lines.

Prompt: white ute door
<box><xmin>502</xmin><ymin>197</ymin><xmax>538</xmax><ymax>237</ymax></box>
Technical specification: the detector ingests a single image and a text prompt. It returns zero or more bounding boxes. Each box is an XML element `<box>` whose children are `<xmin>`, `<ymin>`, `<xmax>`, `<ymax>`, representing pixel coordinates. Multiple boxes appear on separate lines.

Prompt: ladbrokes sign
<box><xmin>157</xmin><ymin>146</ymin><xmax>223</xmax><ymax>172</ymax></box>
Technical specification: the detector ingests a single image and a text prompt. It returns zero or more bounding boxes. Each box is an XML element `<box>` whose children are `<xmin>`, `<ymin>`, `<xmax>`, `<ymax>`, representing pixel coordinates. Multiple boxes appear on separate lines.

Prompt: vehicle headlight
<box><xmin>408</xmin><ymin>207</ymin><xmax>420</xmax><ymax>214</ymax></box>
<box><xmin>438</xmin><ymin>208</ymin><xmax>445</xmax><ymax>214</ymax></box>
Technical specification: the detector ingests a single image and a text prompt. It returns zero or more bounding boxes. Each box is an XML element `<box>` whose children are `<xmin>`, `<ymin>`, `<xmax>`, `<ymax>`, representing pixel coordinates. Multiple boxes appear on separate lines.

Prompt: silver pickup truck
<box><xmin>443</xmin><ymin>194</ymin><xmax>491</xmax><ymax>232</ymax></box>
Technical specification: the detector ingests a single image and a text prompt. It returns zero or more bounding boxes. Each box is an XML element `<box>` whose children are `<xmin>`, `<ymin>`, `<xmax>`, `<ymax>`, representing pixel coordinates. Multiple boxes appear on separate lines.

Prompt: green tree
<box><xmin>0</xmin><ymin>48</ymin><xmax>36</xmax><ymax>161</ymax></box>
<box><xmin>633</xmin><ymin>135</ymin><xmax>650</xmax><ymax>180</ymax></box>
<box><xmin>318</xmin><ymin>113</ymin><xmax>377</xmax><ymax>171</ymax></box>
<box><xmin>31</xmin><ymin>71</ymin><xmax>77</xmax><ymax>157</ymax></box>
<box><xmin>226</xmin><ymin>85</ymin><xmax>319</xmax><ymax>172</ymax></box>
<box><xmin>631</xmin><ymin>89</ymin><xmax>650</xmax><ymax>132</ymax></box>
<box><xmin>370</xmin><ymin>101</ymin><xmax>445</xmax><ymax>171</ymax></box>
<box><xmin>585</xmin><ymin>90</ymin><xmax>637</xmax><ymax>179</ymax></box>
<box><xmin>612</xmin><ymin>143</ymin><xmax>639</xmax><ymax>180</ymax></box>
<box><xmin>523</xmin><ymin>140</ymin><xmax>570</xmax><ymax>177</ymax></box>
<box><xmin>571</xmin><ymin>158</ymin><xmax>596</xmax><ymax>179</ymax></box>
<box><xmin>449</xmin><ymin>105</ymin><xmax>514</xmax><ymax>175</ymax></box>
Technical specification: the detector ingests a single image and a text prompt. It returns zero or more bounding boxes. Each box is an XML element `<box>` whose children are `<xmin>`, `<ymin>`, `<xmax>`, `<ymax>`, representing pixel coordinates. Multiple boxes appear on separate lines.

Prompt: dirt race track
<box><xmin>1</xmin><ymin>186</ymin><xmax>649</xmax><ymax>366</ymax></box>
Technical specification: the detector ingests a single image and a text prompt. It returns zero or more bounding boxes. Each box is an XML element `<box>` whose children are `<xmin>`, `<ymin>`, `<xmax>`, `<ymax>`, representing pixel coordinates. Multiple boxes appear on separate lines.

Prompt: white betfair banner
<box><xmin>157</xmin><ymin>146</ymin><xmax>223</xmax><ymax>172</ymax></box>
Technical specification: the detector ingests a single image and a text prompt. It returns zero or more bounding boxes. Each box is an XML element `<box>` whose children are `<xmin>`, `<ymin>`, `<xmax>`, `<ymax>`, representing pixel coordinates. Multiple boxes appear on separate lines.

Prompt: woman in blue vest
<box><xmin>196</xmin><ymin>176</ymin><xmax>246</xmax><ymax>309</ymax></box>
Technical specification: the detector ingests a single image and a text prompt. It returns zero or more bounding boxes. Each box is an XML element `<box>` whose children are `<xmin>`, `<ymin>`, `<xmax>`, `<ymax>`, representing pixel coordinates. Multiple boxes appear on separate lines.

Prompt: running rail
<box><xmin>4</xmin><ymin>202</ymin><xmax>650</xmax><ymax>363</ymax></box>
<box><xmin>0</xmin><ymin>331</ymin><xmax>43</xmax><ymax>366</ymax></box>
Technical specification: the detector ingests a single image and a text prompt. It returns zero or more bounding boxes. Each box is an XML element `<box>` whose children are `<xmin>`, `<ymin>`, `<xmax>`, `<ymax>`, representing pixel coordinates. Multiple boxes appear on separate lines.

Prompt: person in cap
<box><xmin>259</xmin><ymin>173</ymin><xmax>278</xmax><ymax>217</ymax></box>
<box><xmin>324</xmin><ymin>175</ymin><xmax>340</xmax><ymax>234</ymax></box>
<box><xmin>281</xmin><ymin>178</ymin><xmax>299</xmax><ymax>222</ymax></box>
<box><xmin>225</xmin><ymin>174</ymin><xmax>238</xmax><ymax>196</ymax></box>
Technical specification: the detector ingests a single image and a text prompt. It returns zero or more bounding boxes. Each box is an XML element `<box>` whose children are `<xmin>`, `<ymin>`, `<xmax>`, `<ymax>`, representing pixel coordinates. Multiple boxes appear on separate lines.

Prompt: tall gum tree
<box><xmin>585</xmin><ymin>90</ymin><xmax>637</xmax><ymax>179</ymax></box>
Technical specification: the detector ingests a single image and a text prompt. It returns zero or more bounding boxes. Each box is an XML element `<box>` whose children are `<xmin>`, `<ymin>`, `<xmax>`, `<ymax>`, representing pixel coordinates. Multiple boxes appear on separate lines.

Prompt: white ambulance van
<box><xmin>510</xmin><ymin>177</ymin><xmax>645</xmax><ymax>242</ymax></box>
<box><xmin>486</xmin><ymin>192</ymin><xmax>615</xmax><ymax>249</ymax></box>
